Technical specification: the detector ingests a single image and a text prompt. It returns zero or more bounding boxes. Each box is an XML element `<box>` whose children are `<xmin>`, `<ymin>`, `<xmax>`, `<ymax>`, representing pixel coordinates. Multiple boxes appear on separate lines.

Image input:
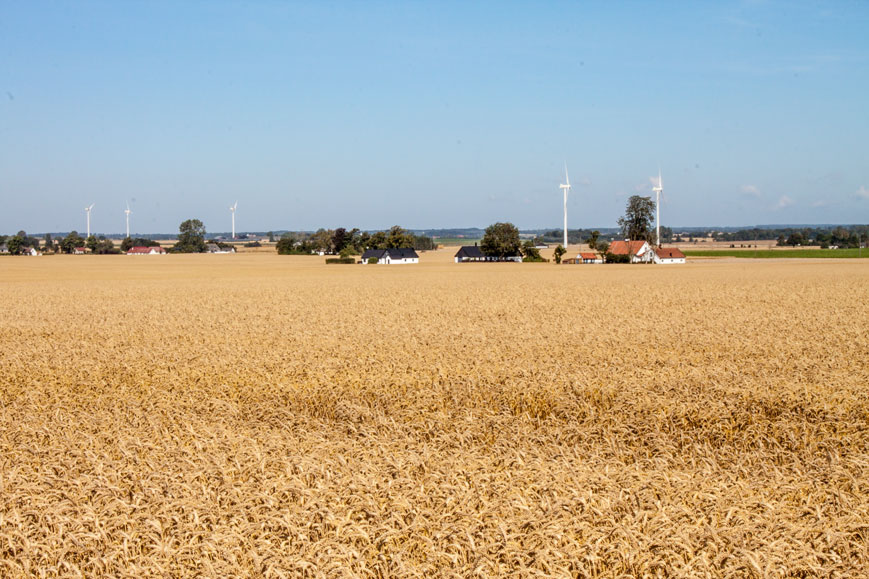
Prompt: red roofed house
<box><xmin>653</xmin><ymin>247</ymin><xmax>686</xmax><ymax>264</ymax></box>
<box><xmin>73</xmin><ymin>247</ymin><xmax>88</xmax><ymax>255</ymax></box>
<box><xmin>127</xmin><ymin>246</ymin><xmax>167</xmax><ymax>255</ymax></box>
<box><xmin>607</xmin><ymin>240</ymin><xmax>653</xmax><ymax>263</ymax></box>
<box><xmin>579</xmin><ymin>252</ymin><xmax>602</xmax><ymax>264</ymax></box>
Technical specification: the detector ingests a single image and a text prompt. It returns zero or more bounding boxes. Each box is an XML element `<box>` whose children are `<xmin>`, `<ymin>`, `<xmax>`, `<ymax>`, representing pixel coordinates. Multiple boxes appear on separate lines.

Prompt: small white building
<box><xmin>652</xmin><ymin>247</ymin><xmax>686</xmax><ymax>264</ymax></box>
<box><xmin>361</xmin><ymin>248</ymin><xmax>419</xmax><ymax>264</ymax></box>
<box><xmin>206</xmin><ymin>243</ymin><xmax>236</xmax><ymax>254</ymax></box>
<box><xmin>127</xmin><ymin>246</ymin><xmax>167</xmax><ymax>255</ymax></box>
<box><xmin>73</xmin><ymin>247</ymin><xmax>89</xmax><ymax>255</ymax></box>
<box><xmin>607</xmin><ymin>240</ymin><xmax>654</xmax><ymax>263</ymax></box>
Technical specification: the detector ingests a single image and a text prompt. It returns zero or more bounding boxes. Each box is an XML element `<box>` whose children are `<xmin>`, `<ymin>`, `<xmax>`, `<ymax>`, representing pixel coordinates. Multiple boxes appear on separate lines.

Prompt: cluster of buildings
<box><xmin>451</xmin><ymin>240</ymin><xmax>686</xmax><ymax>265</ymax></box>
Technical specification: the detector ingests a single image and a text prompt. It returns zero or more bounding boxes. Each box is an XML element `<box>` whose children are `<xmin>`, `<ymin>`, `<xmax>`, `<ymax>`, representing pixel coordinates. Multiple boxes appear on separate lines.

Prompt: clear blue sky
<box><xmin>2</xmin><ymin>1</ymin><xmax>868</xmax><ymax>234</ymax></box>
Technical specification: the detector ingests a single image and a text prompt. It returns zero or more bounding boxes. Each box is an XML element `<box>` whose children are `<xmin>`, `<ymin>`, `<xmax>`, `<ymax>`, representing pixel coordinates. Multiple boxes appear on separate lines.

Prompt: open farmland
<box><xmin>1</xmin><ymin>252</ymin><xmax>868</xmax><ymax>577</ymax></box>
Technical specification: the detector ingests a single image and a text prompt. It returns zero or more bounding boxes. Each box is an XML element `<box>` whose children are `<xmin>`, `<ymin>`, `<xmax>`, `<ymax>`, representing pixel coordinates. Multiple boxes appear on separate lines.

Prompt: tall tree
<box><xmin>481</xmin><ymin>222</ymin><xmax>521</xmax><ymax>258</ymax></box>
<box><xmin>7</xmin><ymin>235</ymin><xmax>23</xmax><ymax>255</ymax></box>
<box><xmin>617</xmin><ymin>196</ymin><xmax>656</xmax><ymax>242</ymax></box>
<box><xmin>587</xmin><ymin>230</ymin><xmax>600</xmax><ymax>251</ymax></box>
<box><xmin>553</xmin><ymin>244</ymin><xmax>566</xmax><ymax>264</ymax></box>
<box><xmin>60</xmin><ymin>231</ymin><xmax>85</xmax><ymax>254</ymax></box>
<box><xmin>331</xmin><ymin>228</ymin><xmax>348</xmax><ymax>254</ymax></box>
<box><xmin>173</xmin><ymin>219</ymin><xmax>207</xmax><ymax>253</ymax></box>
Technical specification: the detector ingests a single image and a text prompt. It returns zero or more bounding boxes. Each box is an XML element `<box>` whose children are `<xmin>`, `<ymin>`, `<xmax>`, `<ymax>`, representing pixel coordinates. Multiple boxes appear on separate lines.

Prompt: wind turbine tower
<box><xmin>559</xmin><ymin>164</ymin><xmax>571</xmax><ymax>248</ymax></box>
<box><xmin>652</xmin><ymin>169</ymin><xmax>663</xmax><ymax>247</ymax></box>
<box><xmin>124</xmin><ymin>202</ymin><xmax>132</xmax><ymax>238</ymax></box>
<box><xmin>85</xmin><ymin>203</ymin><xmax>94</xmax><ymax>238</ymax></box>
<box><xmin>230</xmin><ymin>201</ymin><xmax>238</xmax><ymax>239</ymax></box>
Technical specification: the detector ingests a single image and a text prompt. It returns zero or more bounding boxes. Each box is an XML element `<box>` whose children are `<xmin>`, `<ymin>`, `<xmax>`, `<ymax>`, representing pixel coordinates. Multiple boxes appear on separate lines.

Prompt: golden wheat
<box><xmin>1</xmin><ymin>252</ymin><xmax>867</xmax><ymax>577</ymax></box>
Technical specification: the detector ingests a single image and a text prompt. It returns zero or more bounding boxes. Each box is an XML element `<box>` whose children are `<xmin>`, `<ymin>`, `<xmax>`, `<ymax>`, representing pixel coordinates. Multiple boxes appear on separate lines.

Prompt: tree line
<box><xmin>276</xmin><ymin>226</ymin><xmax>435</xmax><ymax>256</ymax></box>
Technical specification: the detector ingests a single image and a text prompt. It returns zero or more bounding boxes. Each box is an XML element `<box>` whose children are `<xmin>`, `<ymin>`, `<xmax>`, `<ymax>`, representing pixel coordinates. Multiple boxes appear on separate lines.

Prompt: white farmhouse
<box><xmin>361</xmin><ymin>248</ymin><xmax>419</xmax><ymax>264</ymax></box>
<box><xmin>127</xmin><ymin>246</ymin><xmax>167</xmax><ymax>255</ymax></box>
<box><xmin>653</xmin><ymin>247</ymin><xmax>686</xmax><ymax>264</ymax></box>
<box><xmin>607</xmin><ymin>240</ymin><xmax>654</xmax><ymax>263</ymax></box>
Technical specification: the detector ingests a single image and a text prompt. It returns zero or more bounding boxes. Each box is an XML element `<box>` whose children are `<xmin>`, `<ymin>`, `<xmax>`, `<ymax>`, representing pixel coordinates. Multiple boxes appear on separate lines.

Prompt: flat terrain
<box><xmin>1</xmin><ymin>252</ymin><xmax>868</xmax><ymax>576</ymax></box>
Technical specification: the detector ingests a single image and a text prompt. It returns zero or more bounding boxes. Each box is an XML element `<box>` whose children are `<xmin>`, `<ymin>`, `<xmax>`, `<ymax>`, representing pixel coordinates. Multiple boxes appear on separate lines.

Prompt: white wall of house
<box><xmin>653</xmin><ymin>255</ymin><xmax>686</xmax><ymax>264</ymax></box>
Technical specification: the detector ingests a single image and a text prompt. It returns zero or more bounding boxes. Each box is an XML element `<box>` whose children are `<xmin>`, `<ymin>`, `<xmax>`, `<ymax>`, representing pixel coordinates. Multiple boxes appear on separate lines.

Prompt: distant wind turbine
<box><xmin>559</xmin><ymin>164</ymin><xmax>571</xmax><ymax>248</ymax></box>
<box><xmin>124</xmin><ymin>201</ymin><xmax>132</xmax><ymax>238</ymax></box>
<box><xmin>230</xmin><ymin>201</ymin><xmax>238</xmax><ymax>239</ymax></box>
<box><xmin>85</xmin><ymin>203</ymin><xmax>95</xmax><ymax>238</ymax></box>
<box><xmin>652</xmin><ymin>169</ymin><xmax>663</xmax><ymax>247</ymax></box>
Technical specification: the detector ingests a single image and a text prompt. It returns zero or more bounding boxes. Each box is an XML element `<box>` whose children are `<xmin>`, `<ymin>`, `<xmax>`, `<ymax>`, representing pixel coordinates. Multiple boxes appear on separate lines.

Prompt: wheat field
<box><xmin>1</xmin><ymin>251</ymin><xmax>867</xmax><ymax>577</ymax></box>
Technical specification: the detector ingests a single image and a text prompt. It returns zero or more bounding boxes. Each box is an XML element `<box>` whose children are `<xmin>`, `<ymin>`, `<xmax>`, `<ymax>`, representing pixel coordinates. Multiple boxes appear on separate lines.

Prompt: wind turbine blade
<box><xmin>564</xmin><ymin>163</ymin><xmax>570</xmax><ymax>187</ymax></box>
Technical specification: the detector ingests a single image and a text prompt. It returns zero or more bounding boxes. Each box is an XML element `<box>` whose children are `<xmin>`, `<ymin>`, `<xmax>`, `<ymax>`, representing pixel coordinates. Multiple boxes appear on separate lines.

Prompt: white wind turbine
<box><xmin>85</xmin><ymin>203</ymin><xmax>95</xmax><ymax>238</ymax></box>
<box><xmin>559</xmin><ymin>164</ymin><xmax>571</xmax><ymax>248</ymax></box>
<box><xmin>124</xmin><ymin>201</ymin><xmax>132</xmax><ymax>238</ymax></box>
<box><xmin>652</xmin><ymin>169</ymin><xmax>663</xmax><ymax>247</ymax></box>
<box><xmin>229</xmin><ymin>201</ymin><xmax>238</xmax><ymax>239</ymax></box>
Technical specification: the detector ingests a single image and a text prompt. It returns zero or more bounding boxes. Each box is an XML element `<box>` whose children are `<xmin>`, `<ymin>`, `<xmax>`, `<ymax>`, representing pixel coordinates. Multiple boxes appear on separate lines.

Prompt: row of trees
<box><xmin>775</xmin><ymin>227</ymin><xmax>868</xmax><ymax>248</ymax></box>
<box><xmin>276</xmin><ymin>226</ymin><xmax>435</xmax><ymax>256</ymax></box>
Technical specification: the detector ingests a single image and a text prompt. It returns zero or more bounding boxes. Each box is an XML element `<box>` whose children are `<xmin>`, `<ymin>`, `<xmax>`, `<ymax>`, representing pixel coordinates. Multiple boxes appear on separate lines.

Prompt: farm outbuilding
<box><xmin>361</xmin><ymin>248</ymin><xmax>419</xmax><ymax>264</ymax></box>
<box><xmin>653</xmin><ymin>247</ymin><xmax>686</xmax><ymax>264</ymax></box>
<box><xmin>127</xmin><ymin>246</ymin><xmax>167</xmax><ymax>255</ymax></box>
<box><xmin>454</xmin><ymin>246</ymin><xmax>521</xmax><ymax>262</ymax></box>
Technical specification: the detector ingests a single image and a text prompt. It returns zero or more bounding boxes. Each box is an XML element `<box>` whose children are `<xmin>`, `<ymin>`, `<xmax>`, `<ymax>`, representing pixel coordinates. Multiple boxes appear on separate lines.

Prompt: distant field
<box><xmin>1</xmin><ymin>252</ymin><xmax>868</xmax><ymax>575</ymax></box>
<box><xmin>685</xmin><ymin>248</ymin><xmax>867</xmax><ymax>258</ymax></box>
<box><xmin>433</xmin><ymin>237</ymin><xmax>481</xmax><ymax>246</ymax></box>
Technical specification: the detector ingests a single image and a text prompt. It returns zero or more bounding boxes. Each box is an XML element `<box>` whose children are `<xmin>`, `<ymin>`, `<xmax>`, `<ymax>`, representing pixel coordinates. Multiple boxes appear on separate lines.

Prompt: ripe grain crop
<box><xmin>1</xmin><ymin>252</ymin><xmax>867</xmax><ymax>577</ymax></box>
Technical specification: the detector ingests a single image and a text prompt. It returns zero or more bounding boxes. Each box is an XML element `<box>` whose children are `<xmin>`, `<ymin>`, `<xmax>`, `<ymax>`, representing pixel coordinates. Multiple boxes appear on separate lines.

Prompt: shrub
<box><xmin>325</xmin><ymin>257</ymin><xmax>356</xmax><ymax>264</ymax></box>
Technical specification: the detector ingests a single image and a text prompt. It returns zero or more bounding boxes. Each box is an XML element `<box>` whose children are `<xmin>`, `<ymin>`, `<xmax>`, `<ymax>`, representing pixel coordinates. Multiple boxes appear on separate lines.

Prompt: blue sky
<box><xmin>1</xmin><ymin>1</ymin><xmax>867</xmax><ymax>234</ymax></box>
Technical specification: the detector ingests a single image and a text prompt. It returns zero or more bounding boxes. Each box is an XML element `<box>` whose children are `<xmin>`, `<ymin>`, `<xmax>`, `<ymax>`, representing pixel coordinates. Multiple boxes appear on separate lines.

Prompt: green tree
<box><xmin>43</xmin><ymin>233</ymin><xmax>53</xmax><ymax>252</ymax></box>
<box><xmin>596</xmin><ymin>240</ymin><xmax>610</xmax><ymax>261</ymax></box>
<box><xmin>481</xmin><ymin>222</ymin><xmax>521</xmax><ymax>258</ymax></box>
<box><xmin>521</xmin><ymin>240</ymin><xmax>544</xmax><ymax>262</ymax></box>
<box><xmin>553</xmin><ymin>244</ymin><xmax>566</xmax><ymax>264</ymax></box>
<box><xmin>7</xmin><ymin>235</ymin><xmax>23</xmax><ymax>255</ymax></box>
<box><xmin>85</xmin><ymin>235</ymin><xmax>98</xmax><ymax>252</ymax></box>
<box><xmin>173</xmin><ymin>219</ymin><xmax>207</xmax><ymax>253</ymax></box>
<box><xmin>60</xmin><ymin>231</ymin><xmax>85</xmax><ymax>254</ymax></box>
<box><xmin>309</xmin><ymin>229</ymin><xmax>333</xmax><ymax>253</ymax></box>
<box><xmin>331</xmin><ymin>228</ymin><xmax>349</xmax><ymax>254</ymax></box>
<box><xmin>386</xmin><ymin>225</ymin><xmax>414</xmax><ymax>248</ymax></box>
<box><xmin>93</xmin><ymin>236</ymin><xmax>120</xmax><ymax>254</ymax></box>
<box><xmin>267</xmin><ymin>231</ymin><xmax>275</xmax><ymax>243</ymax></box>
<box><xmin>587</xmin><ymin>230</ymin><xmax>600</xmax><ymax>251</ymax></box>
<box><xmin>617</xmin><ymin>196</ymin><xmax>656</xmax><ymax>242</ymax></box>
<box><xmin>368</xmin><ymin>231</ymin><xmax>387</xmax><ymax>250</ymax></box>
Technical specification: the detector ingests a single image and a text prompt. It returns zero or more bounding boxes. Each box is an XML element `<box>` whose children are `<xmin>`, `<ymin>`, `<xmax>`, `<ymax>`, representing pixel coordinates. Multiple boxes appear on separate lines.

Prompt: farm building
<box><xmin>579</xmin><ymin>252</ymin><xmax>602</xmax><ymax>264</ymax></box>
<box><xmin>206</xmin><ymin>244</ymin><xmax>236</xmax><ymax>254</ymax></box>
<box><xmin>0</xmin><ymin>245</ymin><xmax>39</xmax><ymax>255</ymax></box>
<box><xmin>653</xmin><ymin>247</ymin><xmax>686</xmax><ymax>264</ymax></box>
<box><xmin>454</xmin><ymin>245</ymin><xmax>522</xmax><ymax>263</ymax></box>
<box><xmin>73</xmin><ymin>247</ymin><xmax>89</xmax><ymax>255</ymax></box>
<box><xmin>607</xmin><ymin>240</ymin><xmax>654</xmax><ymax>263</ymax></box>
<box><xmin>361</xmin><ymin>248</ymin><xmax>419</xmax><ymax>264</ymax></box>
<box><xmin>127</xmin><ymin>246</ymin><xmax>167</xmax><ymax>255</ymax></box>
<box><xmin>454</xmin><ymin>245</ymin><xmax>486</xmax><ymax>262</ymax></box>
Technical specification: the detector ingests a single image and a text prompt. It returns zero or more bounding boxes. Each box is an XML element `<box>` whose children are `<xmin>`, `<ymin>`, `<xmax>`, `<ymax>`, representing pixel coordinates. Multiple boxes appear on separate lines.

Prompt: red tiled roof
<box><xmin>127</xmin><ymin>246</ymin><xmax>166</xmax><ymax>254</ymax></box>
<box><xmin>579</xmin><ymin>253</ymin><xmax>598</xmax><ymax>259</ymax></box>
<box><xmin>607</xmin><ymin>240</ymin><xmax>648</xmax><ymax>256</ymax></box>
<box><xmin>655</xmin><ymin>247</ymin><xmax>685</xmax><ymax>259</ymax></box>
